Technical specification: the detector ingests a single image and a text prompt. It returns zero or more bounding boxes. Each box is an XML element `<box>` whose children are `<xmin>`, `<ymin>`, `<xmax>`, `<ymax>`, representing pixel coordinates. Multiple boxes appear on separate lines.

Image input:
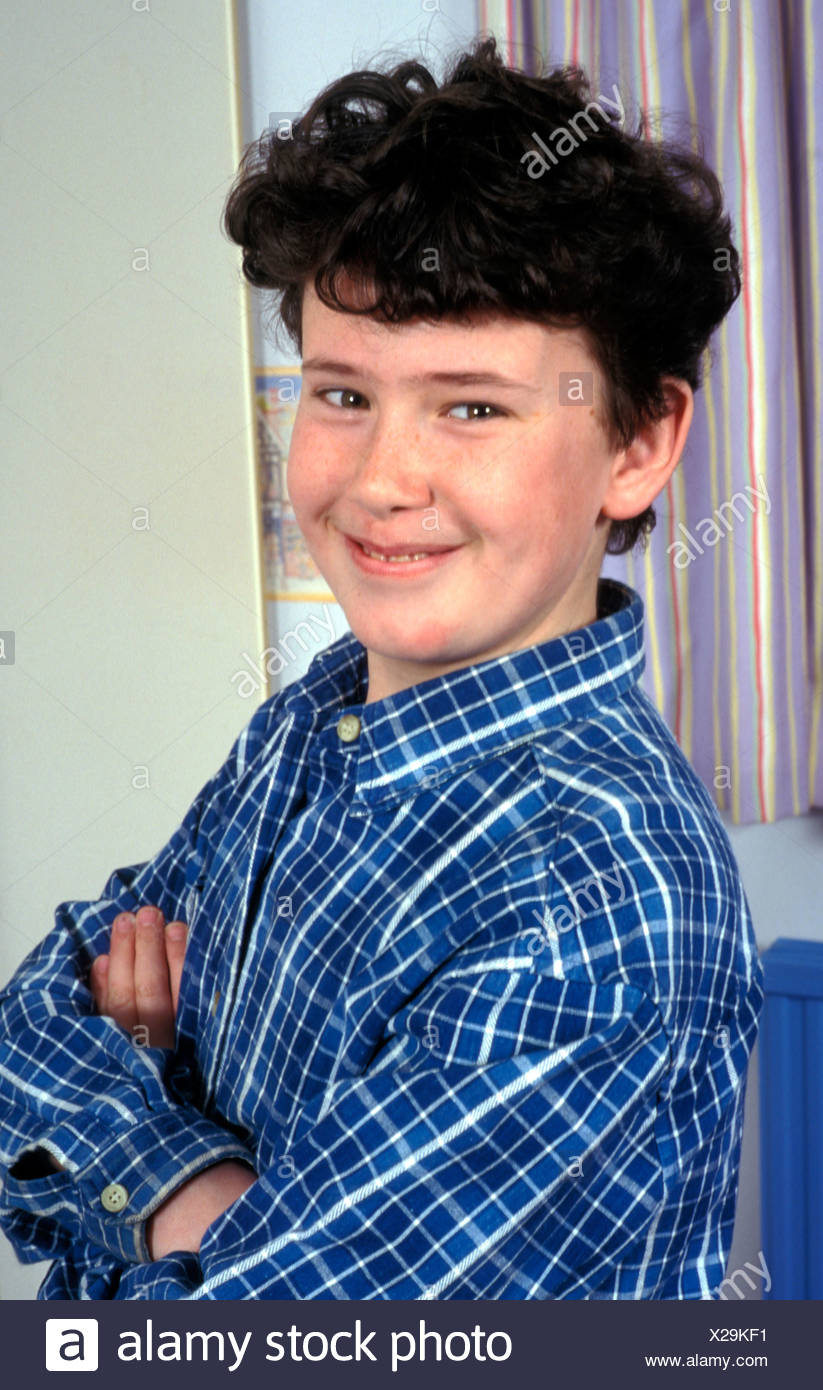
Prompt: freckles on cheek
<box><xmin>288</xmin><ymin>443</ymin><xmax>335</xmax><ymax>511</ymax></box>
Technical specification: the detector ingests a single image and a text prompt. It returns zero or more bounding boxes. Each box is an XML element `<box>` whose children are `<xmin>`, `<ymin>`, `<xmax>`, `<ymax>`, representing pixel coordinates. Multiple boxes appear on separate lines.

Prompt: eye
<box><xmin>310</xmin><ymin>390</ymin><xmax>506</xmax><ymax>420</ymax></box>
<box><xmin>446</xmin><ymin>402</ymin><xmax>506</xmax><ymax>421</ymax></box>
<box><xmin>312</xmin><ymin>388</ymin><xmax>367</xmax><ymax>409</ymax></box>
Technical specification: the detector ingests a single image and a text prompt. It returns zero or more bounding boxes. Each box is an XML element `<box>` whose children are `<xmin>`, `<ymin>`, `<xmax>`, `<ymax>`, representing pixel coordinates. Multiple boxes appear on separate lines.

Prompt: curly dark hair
<box><xmin>222</xmin><ymin>35</ymin><xmax>741</xmax><ymax>555</ymax></box>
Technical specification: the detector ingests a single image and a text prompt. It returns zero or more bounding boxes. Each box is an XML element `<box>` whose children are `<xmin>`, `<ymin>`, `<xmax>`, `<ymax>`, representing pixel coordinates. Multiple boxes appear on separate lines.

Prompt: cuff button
<box><xmin>100</xmin><ymin>1182</ymin><xmax>129</xmax><ymax>1212</ymax></box>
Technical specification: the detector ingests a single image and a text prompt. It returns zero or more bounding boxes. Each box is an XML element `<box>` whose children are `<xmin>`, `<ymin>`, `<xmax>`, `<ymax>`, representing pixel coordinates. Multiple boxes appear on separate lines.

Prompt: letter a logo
<box><xmin>45</xmin><ymin>1318</ymin><xmax>99</xmax><ymax>1371</ymax></box>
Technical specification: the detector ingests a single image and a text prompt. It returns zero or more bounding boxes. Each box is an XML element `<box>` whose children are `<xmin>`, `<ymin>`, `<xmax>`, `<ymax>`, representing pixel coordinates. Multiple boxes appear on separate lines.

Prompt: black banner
<box><xmin>1</xmin><ymin>1296</ymin><xmax>814</xmax><ymax>1386</ymax></box>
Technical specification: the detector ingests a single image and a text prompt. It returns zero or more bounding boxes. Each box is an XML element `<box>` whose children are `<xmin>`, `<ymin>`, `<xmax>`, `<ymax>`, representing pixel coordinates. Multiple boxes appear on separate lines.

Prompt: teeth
<box><xmin>360</xmin><ymin>544</ymin><xmax>432</xmax><ymax>562</ymax></box>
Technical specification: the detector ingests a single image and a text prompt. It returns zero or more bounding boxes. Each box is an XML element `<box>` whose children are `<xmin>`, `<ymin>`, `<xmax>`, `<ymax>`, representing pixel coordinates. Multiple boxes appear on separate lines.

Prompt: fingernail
<box><xmin>166</xmin><ymin>922</ymin><xmax>186</xmax><ymax>942</ymax></box>
<box><xmin>115</xmin><ymin>914</ymin><xmax>135</xmax><ymax>934</ymax></box>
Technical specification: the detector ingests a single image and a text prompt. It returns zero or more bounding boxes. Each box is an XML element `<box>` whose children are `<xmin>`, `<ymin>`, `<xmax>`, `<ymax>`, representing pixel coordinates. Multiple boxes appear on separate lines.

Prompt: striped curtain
<box><xmin>478</xmin><ymin>0</ymin><xmax>822</xmax><ymax>825</ymax></box>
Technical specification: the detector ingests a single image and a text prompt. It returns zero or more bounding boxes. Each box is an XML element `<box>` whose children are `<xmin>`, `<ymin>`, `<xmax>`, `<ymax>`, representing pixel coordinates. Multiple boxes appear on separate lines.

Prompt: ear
<box><xmin>598</xmin><ymin>378</ymin><xmax>694</xmax><ymax>522</ymax></box>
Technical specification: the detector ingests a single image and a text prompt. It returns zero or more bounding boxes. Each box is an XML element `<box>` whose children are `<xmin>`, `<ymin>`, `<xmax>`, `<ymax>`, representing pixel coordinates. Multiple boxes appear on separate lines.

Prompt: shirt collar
<box><xmin>280</xmin><ymin>577</ymin><xmax>645</xmax><ymax>809</ymax></box>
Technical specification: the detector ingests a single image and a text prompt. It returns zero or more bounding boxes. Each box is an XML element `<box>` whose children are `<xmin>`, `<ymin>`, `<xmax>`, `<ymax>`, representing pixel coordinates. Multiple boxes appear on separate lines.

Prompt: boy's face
<box><xmin>287</xmin><ymin>280</ymin><xmax>631</xmax><ymax>704</ymax></box>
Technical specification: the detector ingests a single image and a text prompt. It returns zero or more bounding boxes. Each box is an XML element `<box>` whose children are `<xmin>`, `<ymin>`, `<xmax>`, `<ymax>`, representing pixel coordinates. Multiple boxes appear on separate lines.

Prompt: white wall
<box><xmin>0</xmin><ymin>1</ymin><xmax>265</xmax><ymax>1297</ymax></box>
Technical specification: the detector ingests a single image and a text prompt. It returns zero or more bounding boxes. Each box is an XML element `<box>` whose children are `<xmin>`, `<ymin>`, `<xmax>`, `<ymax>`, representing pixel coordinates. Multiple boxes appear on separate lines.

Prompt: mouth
<box><xmin>342</xmin><ymin>533</ymin><xmax>462</xmax><ymax>577</ymax></box>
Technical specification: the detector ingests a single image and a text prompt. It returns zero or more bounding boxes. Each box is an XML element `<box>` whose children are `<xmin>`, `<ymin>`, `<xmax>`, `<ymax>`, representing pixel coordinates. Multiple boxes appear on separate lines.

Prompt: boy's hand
<box><xmin>75</xmin><ymin>907</ymin><xmax>259</xmax><ymax>1255</ymax></box>
<box><xmin>89</xmin><ymin>904</ymin><xmax>188</xmax><ymax>1050</ymax></box>
<box><xmin>40</xmin><ymin>905</ymin><xmax>189</xmax><ymax>1177</ymax></box>
<box><xmin>88</xmin><ymin>906</ymin><xmax>257</xmax><ymax>1262</ymax></box>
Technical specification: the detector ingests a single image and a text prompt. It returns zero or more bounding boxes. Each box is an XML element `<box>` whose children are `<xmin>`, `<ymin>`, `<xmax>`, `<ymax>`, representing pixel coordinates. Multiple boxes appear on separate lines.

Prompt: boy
<box><xmin>0</xmin><ymin>36</ymin><xmax>762</xmax><ymax>1299</ymax></box>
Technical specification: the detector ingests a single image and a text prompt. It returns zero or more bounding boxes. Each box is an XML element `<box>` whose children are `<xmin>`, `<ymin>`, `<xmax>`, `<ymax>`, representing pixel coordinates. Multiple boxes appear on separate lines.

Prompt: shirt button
<box><xmin>100</xmin><ymin>1182</ymin><xmax>128</xmax><ymax>1212</ymax></box>
<box><xmin>336</xmin><ymin>713</ymin><xmax>361</xmax><ymax>742</ymax></box>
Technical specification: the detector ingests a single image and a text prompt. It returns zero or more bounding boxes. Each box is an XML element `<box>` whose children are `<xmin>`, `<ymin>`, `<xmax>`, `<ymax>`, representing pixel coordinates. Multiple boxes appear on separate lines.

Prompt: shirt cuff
<box><xmin>3</xmin><ymin>1106</ymin><xmax>254</xmax><ymax>1264</ymax></box>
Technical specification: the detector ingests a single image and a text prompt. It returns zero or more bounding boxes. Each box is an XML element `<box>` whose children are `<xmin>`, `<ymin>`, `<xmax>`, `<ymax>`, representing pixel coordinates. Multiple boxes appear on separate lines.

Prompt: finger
<box><xmin>133</xmin><ymin>906</ymin><xmax>176</xmax><ymax>1049</ymax></box>
<box><xmin>89</xmin><ymin>954</ymin><xmax>109</xmax><ymax>1014</ymax></box>
<box><xmin>106</xmin><ymin>913</ymin><xmax>138</xmax><ymax>1033</ymax></box>
<box><xmin>164</xmin><ymin>922</ymin><xmax>188</xmax><ymax>1018</ymax></box>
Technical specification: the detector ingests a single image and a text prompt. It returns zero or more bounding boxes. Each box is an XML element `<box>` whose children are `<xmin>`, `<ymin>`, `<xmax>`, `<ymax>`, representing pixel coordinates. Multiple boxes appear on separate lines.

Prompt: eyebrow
<box><xmin>300</xmin><ymin>356</ymin><xmax>540</xmax><ymax>393</ymax></box>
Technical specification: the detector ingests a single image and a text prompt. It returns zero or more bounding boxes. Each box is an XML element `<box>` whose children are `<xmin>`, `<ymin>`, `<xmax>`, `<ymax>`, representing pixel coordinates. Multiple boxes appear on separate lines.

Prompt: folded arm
<box><xmin>115</xmin><ymin>961</ymin><xmax>672</xmax><ymax>1300</ymax></box>
<box><xmin>81</xmin><ymin>905</ymin><xmax>256</xmax><ymax>1263</ymax></box>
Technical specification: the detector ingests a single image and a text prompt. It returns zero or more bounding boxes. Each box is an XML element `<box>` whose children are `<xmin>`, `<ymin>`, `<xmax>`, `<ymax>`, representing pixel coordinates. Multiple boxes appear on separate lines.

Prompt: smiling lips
<box><xmin>345</xmin><ymin>532</ymin><xmax>460</xmax><ymax>559</ymax></box>
<box><xmin>359</xmin><ymin>543</ymin><xmax>437</xmax><ymax>563</ymax></box>
<box><xmin>343</xmin><ymin>532</ymin><xmax>461</xmax><ymax>575</ymax></box>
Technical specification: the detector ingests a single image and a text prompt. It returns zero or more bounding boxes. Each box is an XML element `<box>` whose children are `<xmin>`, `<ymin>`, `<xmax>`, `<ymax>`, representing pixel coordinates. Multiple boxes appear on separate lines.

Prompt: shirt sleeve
<box><xmin>0</xmin><ymin>701</ymin><xmax>277</xmax><ymax>1269</ymax></box>
<box><xmin>110</xmin><ymin>956</ymin><xmax>674</xmax><ymax>1300</ymax></box>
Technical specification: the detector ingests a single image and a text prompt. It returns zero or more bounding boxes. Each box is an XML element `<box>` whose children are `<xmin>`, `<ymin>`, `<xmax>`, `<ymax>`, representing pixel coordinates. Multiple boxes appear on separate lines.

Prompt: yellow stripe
<box><xmin>480</xmin><ymin>0</ymin><xmax>507</xmax><ymax>43</ymax></box>
<box><xmin>740</xmin><ymin>1</ymin><xmax>774</xmax><ymax>820</ymax></box>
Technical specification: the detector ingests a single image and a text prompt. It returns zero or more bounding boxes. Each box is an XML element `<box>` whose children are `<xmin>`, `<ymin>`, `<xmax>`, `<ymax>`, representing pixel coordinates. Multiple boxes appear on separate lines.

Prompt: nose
<box><xmin>345</xmin><ymin>415</ymin><xmax>432</xmax><ymax>511</ymax></box>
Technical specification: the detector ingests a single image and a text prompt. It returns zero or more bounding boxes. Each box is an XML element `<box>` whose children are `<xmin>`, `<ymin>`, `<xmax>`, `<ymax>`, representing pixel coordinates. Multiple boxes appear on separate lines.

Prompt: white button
<box><xmin>100</xmin><ymin>1181</ymin><xmax>128</xmax><ymax>1212</ymax></box>
<box><xmin>336</xmin><ymin>713</ymin><xmax>361</xmax><ymax>742</ymax></box>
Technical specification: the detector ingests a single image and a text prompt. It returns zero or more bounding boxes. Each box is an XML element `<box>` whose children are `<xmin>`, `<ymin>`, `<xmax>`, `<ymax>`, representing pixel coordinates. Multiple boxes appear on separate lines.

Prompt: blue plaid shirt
<box><xmin>0</xmin><ymin>578</ymin><xmax>762</xmax><ymax>1300</ymax></box>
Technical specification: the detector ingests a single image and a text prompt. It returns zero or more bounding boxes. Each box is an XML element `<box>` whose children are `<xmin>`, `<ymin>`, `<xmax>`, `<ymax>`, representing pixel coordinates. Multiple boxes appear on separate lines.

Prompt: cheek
<box><xmin>474</xmin><ymin>465</ymin><xmax>571</xmax><ymax>548</ymax></box>
<box><xmin>518</xmin><ymin>439</ymin><xmax>603</xmax><ymax>533</ymax></box>
<box><xmin>286</xmin><ymin>423</ymin><xmax>334</xmax><ymax>514</ymax></box>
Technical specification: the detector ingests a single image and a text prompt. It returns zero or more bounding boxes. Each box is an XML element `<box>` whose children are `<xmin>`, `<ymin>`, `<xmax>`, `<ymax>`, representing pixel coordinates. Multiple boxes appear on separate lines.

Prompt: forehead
<box><xmin>299</xmin><ymin>277</ymin><xmax>592</xmax><ymax>370</ymax></box>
